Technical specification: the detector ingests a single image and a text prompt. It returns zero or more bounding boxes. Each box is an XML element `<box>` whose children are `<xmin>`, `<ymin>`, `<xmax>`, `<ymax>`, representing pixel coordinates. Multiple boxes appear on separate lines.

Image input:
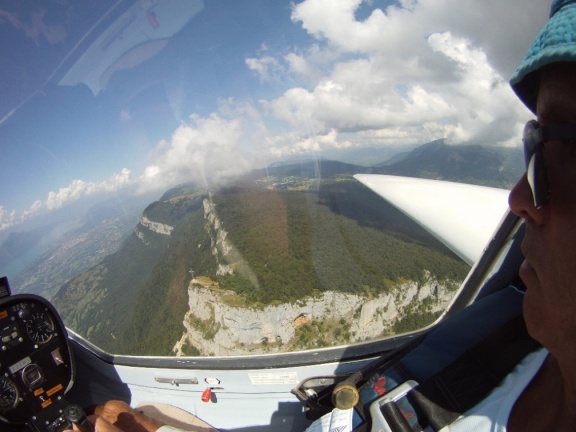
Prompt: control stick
<box><xmin>63</xmin><ymin>405</ymin><xmax>94</xmax><ymax>432</ymax></box>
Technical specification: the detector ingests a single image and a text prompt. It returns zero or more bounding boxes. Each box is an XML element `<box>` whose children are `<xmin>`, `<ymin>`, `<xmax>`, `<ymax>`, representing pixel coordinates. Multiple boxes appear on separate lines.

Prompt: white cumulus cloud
<box><xmin>256</xmin><ymin>0</ymin><xmax>547</xmax><ymax>152</ymax></box>
<box><xmin>0</xmin><ymin>169</ymin><xmax>134</xmax><ymax>231</ymax></box>
<box><xmin>0</xmin><ymin>207</ymin><xmax>17</xmax><ymax>231</ymax></box>
<box><xmin>45</xmin><ymin>169</ymin><xmax>132</xmax><ymax>211</ymax></box>
<box><xmin>246</xmin><ymin>56</ymin><xmax>285</xmax><ymax>82</ymax></box>
<box><xmin>138</xmin><ymin>113</ymin><xmax>252</xmax><ymax>193</ymax></box>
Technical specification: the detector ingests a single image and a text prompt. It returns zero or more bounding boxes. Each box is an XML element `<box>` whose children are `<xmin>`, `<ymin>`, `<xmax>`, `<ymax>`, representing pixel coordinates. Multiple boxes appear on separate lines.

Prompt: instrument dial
<box><xmin>24</xmin><ymin>309</ymin><xmax>55</xmax><ymax>344</ymax></box>
<box><xmin>0</xmin><ymin>376</ymin><xmax>18</xmax><ymax>412</ymax></box>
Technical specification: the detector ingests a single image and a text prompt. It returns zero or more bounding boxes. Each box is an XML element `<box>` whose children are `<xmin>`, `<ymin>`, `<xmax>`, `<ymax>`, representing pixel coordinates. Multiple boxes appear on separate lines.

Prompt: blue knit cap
<box><xmin>510</xmin><ymin>0</ymin><xmax>576</xmax><ymax>113</ymax></box>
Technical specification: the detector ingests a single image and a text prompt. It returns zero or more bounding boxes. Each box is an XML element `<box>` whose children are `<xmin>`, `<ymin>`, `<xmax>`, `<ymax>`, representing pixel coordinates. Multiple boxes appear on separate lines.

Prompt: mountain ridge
<box><xmin>44</xmin><ymin>140</ymin><xmax>521</xmax><ymax>355</ymax></box>
<box><xmin>373</xmin><ymin>139</ymin><xmax>523</xmax><ymax>188</ymax></box>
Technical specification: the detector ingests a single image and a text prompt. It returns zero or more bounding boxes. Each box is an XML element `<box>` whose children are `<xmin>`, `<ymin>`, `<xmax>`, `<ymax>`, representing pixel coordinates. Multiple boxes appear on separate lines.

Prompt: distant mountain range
<box><xmin>372</xmin><ymin>139</ymin><xmax>523</xmax><ymax>189</ymax></box>
<box><xmin>260</xmin><ymin>139</ymin><xmax>523</xmax><ymax>189</ymax></box>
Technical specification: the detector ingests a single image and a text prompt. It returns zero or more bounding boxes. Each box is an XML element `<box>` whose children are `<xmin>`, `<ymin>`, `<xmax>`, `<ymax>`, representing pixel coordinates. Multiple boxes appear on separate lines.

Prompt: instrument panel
<box><xmin>0</xmin><ymin>294</ymin><xmax>75</xmax><ymax>431</ymax></box>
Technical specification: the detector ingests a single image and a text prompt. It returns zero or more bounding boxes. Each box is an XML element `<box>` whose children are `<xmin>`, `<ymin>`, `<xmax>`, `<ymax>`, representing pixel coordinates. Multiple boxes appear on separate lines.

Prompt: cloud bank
<box><xmin>254</xmin><ymin>0</ymin><xmax>547</xmax><ymax>149</ymax></box>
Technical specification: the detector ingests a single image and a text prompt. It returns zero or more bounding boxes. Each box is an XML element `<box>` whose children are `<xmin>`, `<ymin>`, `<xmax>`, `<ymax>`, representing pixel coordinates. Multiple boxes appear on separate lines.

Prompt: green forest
<box><xmin>213</xmin><ymin>179</ymin><xmax>469</xmax><ymax>305</ymax></box>
<box><xmin>53</xmin><ymin>175</ymin><xmax>470</xmax><ymax>355</ymax></box>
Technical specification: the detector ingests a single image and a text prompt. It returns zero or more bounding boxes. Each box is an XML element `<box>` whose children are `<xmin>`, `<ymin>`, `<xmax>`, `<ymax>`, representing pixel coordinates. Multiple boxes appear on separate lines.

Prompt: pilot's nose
<box><xmin>509</xmin><ymin>174</ymin><xmax>543</xmax><ymax>224</ymax></box>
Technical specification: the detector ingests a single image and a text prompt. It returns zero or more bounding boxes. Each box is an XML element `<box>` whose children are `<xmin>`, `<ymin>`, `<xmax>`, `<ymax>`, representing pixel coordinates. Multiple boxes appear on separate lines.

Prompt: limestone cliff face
<box><xmin>134</xmin><ymin>216</ymin><xmax>174</xmax><ymax>245</ymax></box>
<box><xmin>203</xmin><ymin>198</ymin><xmax>234</xmax><ymax>276</ymax></box>
<box><xmin>203</xmin><ymin>197</ymin><xmax>259</xmax><ymax>284</ymax></box>
<box><xmin>173</xmin><ymin>272</ymin><xmax>454</xmax><ymax>356</ymax></box>
<box><xmin>139</xmin><ymin>216</ymin><xmax>174</xmax><ymax>235</ymax></box>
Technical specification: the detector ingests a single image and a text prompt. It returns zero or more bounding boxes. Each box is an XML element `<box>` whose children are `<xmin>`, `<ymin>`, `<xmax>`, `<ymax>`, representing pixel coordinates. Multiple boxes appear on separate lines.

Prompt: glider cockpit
<box><xmin>0</xmin><ymin>0</ymin><xmax>546</xmax><ymax>430</ymax></box>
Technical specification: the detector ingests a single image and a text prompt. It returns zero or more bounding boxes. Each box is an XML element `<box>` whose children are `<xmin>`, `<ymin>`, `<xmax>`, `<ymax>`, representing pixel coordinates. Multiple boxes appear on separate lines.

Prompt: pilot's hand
<box><xmin>94</xmin><ymin>401</ymin><xmax>162</xmax><ymax>432</ymax></box>
<box><xmin>92</xmin><ymin>416</ymin><xmax>123</xmax><ymax>432</ymax></box>
<box><xmin>67</xmin><ymin>415</ymin><xmax>122</xmax><ymax>432</ymax></box>
<box><xmin>67</xmin><ymin>400</ymin><xmax>164</xmax><ymax>432</ymax></box>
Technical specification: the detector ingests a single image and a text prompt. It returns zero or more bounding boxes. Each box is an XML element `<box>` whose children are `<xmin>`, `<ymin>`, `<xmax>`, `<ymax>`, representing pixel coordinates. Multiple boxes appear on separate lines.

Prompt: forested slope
<box><xmin>53</xmin><ymin>175</ymin><xmax>469</xmax><ymax>355</ymax></box>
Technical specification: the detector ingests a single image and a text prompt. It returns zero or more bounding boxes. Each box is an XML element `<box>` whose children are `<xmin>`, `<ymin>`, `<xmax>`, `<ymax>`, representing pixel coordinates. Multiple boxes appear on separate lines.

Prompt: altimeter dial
<box><xmin>0</xmin><ymin>376</ymin><xmax>18</xmax><ymax>411</ymax></box>
<box><xmin>24</xmin><ymin>310</ymin><xmax>55</xmax><ymax>344</ymax></box>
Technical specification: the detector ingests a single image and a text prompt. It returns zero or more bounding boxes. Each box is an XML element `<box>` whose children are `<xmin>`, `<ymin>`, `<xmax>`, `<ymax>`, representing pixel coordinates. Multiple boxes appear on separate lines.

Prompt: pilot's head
<box><xmin>508</xmin><ymin>0</ymin><xmax>576</xmax><ymax>360</ymax></box>
<box><xmin>510</xmin><ymin>0</ymin><xmax>576</xmax><ymax>114</ymax></box>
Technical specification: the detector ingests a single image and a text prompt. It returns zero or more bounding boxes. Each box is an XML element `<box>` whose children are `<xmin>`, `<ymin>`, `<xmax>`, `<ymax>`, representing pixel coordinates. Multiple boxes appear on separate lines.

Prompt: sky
<box><xmin>0</xmin><ymin>0</ymin><xmax>549</xmax><ymax>233</ymax></box>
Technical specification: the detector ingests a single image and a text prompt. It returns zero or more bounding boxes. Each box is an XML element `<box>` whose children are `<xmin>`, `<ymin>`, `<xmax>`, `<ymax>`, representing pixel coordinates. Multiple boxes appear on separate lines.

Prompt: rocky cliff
<box><xmin>173</xmin><ymin>272</ymin><xmax>455</xmax><ymax>356</ymax></box>
<box><xmin>169</xmin><ymin>192</ymin><xmax>461</xmax><ymax>356</ymax></box>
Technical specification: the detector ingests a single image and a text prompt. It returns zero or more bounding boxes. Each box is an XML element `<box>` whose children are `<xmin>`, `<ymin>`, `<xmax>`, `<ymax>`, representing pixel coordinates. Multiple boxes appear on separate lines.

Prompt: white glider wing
<box><xmin>354</xmin><ymin>174</ymin><xmax>510</xmax><ymax>265</ymax></box>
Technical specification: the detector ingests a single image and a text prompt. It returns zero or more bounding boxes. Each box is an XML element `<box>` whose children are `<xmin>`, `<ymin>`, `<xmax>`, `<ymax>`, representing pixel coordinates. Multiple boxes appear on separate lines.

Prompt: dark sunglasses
<box><xmin>523</xmin><ymin>120</ymin><xmax>576</xmax><ymax>208</ymax></box>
